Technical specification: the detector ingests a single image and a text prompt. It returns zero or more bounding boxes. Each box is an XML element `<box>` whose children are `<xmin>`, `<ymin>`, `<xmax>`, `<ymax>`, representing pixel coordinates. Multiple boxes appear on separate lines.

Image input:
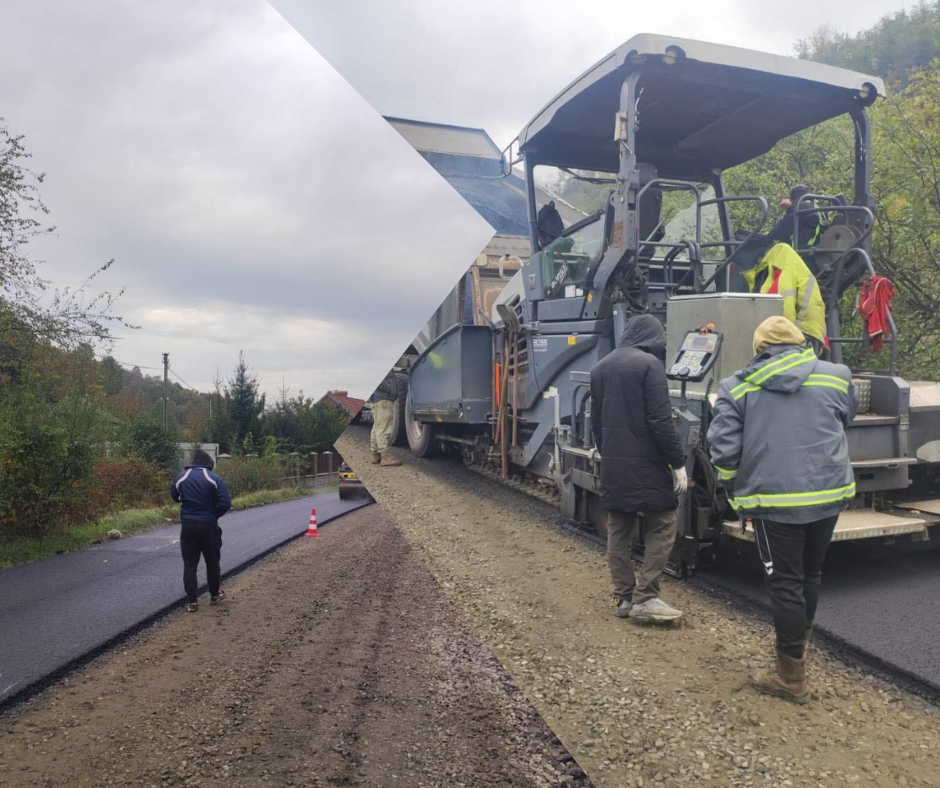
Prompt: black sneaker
<box><xmin>210</xmin><ymin>590</ymin><xmax>225</xmax><ymax>606</ymax></box>
<box><xmin>187</xmin><ymin>601</ymin><xmax>198</xmax><ymax>613</ymax></box>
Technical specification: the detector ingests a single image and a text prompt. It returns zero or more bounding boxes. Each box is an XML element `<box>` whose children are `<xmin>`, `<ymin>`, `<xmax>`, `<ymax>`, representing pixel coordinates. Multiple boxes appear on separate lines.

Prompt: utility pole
<box><xmin>162</xmin><ymin>353</ymin><xmax>169</xmax><ymax>429</ymax></box>
<box><xmin>208</xmin><ymin>393</ymin><xmax>213</xmax><ymax>442</ymax></box>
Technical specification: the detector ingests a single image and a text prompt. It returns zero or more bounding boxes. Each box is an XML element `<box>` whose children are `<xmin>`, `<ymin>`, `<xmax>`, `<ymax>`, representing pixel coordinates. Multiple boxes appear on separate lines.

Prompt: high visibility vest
<box><xmin>741</xmin><ymin>243</ymin><xmax>827</xmax><ymax>343</ymax></box>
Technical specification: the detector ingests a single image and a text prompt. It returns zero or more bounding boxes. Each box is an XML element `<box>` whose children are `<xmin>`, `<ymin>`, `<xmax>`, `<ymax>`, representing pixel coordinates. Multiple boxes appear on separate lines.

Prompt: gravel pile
<box><xmin>337</xmin><ymin>427</ymin><xmax>940</xmax><ymax>788</ymax></box>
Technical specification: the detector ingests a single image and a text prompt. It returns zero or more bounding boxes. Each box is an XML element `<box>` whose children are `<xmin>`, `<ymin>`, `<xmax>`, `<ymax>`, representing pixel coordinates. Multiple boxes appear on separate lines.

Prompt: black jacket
<box><xmin>590</xmin><ymin>314</ymin><xmax>685</xmax><ymax>513</ymax></box>
<box><xmin>171</xmin><ymin>459</ymin><xmax>231</xmax><ymax>522</ymax></box>
<box><xmin>373</xmin><ymin>370</ymin><xmax>399</xmax><ymax>403</ymax></box>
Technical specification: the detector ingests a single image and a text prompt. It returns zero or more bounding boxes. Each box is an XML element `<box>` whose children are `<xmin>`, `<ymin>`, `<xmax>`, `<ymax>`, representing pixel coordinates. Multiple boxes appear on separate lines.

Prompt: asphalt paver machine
<box><xmin>404</xmin><ymin>34</ymin><xmax>940</xmax><ymax>576</ymax></box>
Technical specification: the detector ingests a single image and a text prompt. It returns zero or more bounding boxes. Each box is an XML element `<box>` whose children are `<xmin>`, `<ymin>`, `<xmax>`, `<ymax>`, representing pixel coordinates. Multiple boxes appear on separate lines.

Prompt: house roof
<box><xmin>319</xmin><ymin>390</ymin><xmax>365</xmax><ymax>419</ymax></box>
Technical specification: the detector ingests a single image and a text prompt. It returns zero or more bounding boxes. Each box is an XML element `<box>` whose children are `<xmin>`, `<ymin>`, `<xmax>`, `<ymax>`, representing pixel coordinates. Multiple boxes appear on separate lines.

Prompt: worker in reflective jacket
<box><xmin>707</xmin><ymin>316</ymin><xmax>856</xmax><ymax>704</ymax></box>
<box><xmin>741</xmin><ymin>242</ymin><xmax>827</xmax><ymax>357</ymax></box>
<box><xmin>769</xmin><ymin>184</ymin><xmax>831</xmax><ymax>250</ymax></box>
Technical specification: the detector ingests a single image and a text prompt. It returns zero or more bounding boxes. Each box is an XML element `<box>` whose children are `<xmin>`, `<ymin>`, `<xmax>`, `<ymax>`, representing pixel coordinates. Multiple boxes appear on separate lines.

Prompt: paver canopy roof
<box><xmin>515</xmin><ymin>33</ymin><xmax>885</xmax><ymax>177</ymax></box>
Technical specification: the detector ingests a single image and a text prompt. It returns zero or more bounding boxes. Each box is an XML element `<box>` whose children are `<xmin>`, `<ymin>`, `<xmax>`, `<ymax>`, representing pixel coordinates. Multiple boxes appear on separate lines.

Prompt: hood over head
<box><xmin>188</xmin><ymin>449</ymin><xmax>215</xmax><ymax>471</ymax></box>
<box><xmin>621</xmin><ymin>314</ymin><xmax>667</xmax><ymax>359</ymax></box>
<box><xmin>753</xmin><ymin>315</ymin><xmax>806</xmax><ymax>355</ymax></box>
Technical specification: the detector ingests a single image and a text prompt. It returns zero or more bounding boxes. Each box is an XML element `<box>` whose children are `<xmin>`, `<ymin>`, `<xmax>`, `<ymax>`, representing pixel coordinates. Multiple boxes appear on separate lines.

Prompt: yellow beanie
<box><xmin>752</xmin><ymin>316</ymin><xmax>806</xmax><ymax>355</ymax></box>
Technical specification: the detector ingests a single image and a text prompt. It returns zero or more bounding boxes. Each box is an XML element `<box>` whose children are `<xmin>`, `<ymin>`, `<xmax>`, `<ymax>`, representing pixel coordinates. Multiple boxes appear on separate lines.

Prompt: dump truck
<box><xmin>401</xmin><ymin>34</ymin><xmax>940</xmax><ymax>577</ymax></box>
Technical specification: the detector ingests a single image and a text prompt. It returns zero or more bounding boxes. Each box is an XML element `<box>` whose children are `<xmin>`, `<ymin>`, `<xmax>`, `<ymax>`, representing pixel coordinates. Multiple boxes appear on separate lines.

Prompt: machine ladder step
<box><xmin>724</xmin><ymin>508</ymin><xmax>934</xmax><ymax>543</ymax></box>
<box><xmin>851</xmin><ymin>457</ymin><xmax>917</xmax><ymax>469</ymax></box>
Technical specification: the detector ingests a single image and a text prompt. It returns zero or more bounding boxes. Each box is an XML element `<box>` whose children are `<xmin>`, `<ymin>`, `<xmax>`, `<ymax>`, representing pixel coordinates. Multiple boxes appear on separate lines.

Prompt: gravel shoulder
<box><xmin>337</xmin><ymin>426</ymin><xmax>940</xmax><ymax>788</ymax></box>
<box><xmin>0</xmin><ymin>506</ymin><xmax>592</xmax><ymax>788</ymax></box>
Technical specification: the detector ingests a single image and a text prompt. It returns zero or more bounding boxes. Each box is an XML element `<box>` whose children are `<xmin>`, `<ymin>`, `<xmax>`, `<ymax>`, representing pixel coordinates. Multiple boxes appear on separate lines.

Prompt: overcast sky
<box><xmin>0</xmin><ymin>0</ymin><xmax>493</xmax><ymax>401</ymax></box>
<box><xmin>271</xmin><ymin>0</ymin><xmax>906</xmax><ymax>147</ymax></box>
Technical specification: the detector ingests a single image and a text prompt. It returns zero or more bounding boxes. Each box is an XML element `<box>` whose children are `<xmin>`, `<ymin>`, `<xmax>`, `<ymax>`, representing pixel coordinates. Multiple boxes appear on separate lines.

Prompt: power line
<box><xmin>168</xmin><ymin>367</ymin><xmax>204</xmax><ymax>393</ymax></box>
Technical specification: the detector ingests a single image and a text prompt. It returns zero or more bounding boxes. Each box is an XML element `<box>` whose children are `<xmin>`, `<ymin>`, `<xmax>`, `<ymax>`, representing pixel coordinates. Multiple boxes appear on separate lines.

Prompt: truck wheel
<box><xmin>405</xmin><ymin>391</ymin><xmax>439</xmax><ymax>458</ymax></box>
<box><xmin>390</xmin><ymin>372</ymin><xmax>409</xmax><ymax>447</ymax></box>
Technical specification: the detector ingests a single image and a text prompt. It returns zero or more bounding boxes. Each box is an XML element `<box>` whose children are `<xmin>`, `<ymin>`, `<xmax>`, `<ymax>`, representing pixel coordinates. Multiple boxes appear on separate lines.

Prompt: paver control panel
<box><xmin>668</xmin><ymin>328</ymin><xmax>723</xmax><ymax>382</ymax></box>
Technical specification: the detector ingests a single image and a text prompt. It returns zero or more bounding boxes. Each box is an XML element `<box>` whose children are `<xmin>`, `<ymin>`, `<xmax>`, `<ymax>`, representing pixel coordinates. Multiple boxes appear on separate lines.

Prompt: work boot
<box><xmin>371</xmin><ymin>453</ymin><xmax>381</xmax><ymax>464</ymax></box>
<box><xmin>614</xmin><ymin>598</ymin><xmax>633</xmax><ymax>618</ymax></box>
<box><xmin>629</xmin><ymin>597</ymin><xmax>683</xmax><ymax>622</ymax></box>
<box><xmin>748</xmin><ymin>651</ymin><xmax>810</xmax><ymax>705</ymax></box>
<box><xmin>380</xmin><ymin>455</ymin><xmax>402</xmax><ymax>467</ymax></box>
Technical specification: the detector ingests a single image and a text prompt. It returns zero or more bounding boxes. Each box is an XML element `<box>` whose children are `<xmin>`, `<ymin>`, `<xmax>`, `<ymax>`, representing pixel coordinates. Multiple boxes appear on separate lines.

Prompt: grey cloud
<box><xmin>270</xmin><ymin>0</ymin><xmax>906</xmax><ymax>149</ymax></box>
<box><xmin>1</xmin><ymin>0</ymin><xmax>494</xmax><ymax>398</ymax></box>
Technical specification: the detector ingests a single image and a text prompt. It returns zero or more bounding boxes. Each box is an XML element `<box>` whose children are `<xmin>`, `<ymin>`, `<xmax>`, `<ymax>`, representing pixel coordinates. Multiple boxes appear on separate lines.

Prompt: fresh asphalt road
<box><xmin>699</xmin><ymin>533</ymin><xmax>940</xmax><ymax>690</ymax></box>
<box><xmin>0</xmin><ymin>492</ymin><xmax>369</xmax><ymax>706</ymax></box>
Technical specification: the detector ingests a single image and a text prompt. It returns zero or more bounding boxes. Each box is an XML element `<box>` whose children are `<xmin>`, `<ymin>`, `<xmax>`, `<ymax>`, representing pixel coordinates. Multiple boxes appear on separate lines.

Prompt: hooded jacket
<box><xmin>373</xmin><ymin>370</ymin><xmax>400</xmax><ymax>403</ymax></box>
<box><xmin>741</xmin><ymin>243</ymin><xmax>827</xmax><ymax>343</ymax></box>
<box><xmin>590</xmin><ymin>314</ymin><xmax>686</xmax><ymax>513</ymax></box>
<box><xmin>170</xmin><ymin>454</ymin><xmax>232</xmax><ymax>522</ymax></box>
<box><xmin>707</xmin><ymin>343</ymin><xmax>857</xmax><ymax>524</ymax></box>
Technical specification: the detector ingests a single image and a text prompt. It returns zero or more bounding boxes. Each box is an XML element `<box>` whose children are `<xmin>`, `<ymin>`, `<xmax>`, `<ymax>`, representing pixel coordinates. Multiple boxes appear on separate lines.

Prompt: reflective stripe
<box><xmin>730</xmin><ymin>349</ymin><xmax>813</xmax><ymax>395</ymax></box>
<box><xmin>779</xmin><ymin>288</ymin><xmax>798</xmax><ymax>299</ymax></box>
<box><xmin>808</xmin><ymin>372</ymin><xmax>848</xmax><ymax>385</ymax></box>
<box><xmin>804</xmin><ymin>372</ymin><xmax>849</xmax><ymax>393</ymax></box>
<box><xmin>714</xmin><ymin>465</ymin><xmax>737</xmax><ymax>480</ymax></box>
<box><xmin>175</xmin><ymin>468</ymin><xmax>192</xmax><ymax>492</ymax></box>
<box><xmin>202</xmin><ymin>468</ymin><xmax>218</xmax><ymax>489</ymax></box>
<box><xmin>797</xmin><ymin>275</ymin><xmax>817</xmax><ymax>323</ymax></box>
<box><xmin>729</xmin><ymin>483</ymin><xmax>856</xmax><ymax>510</ymax></box>
<box><xmin>749</xmin><ymin>349</ymin><xmax>815</xmax><ymax>385</ymax></box>
<box><xmin>732</xmin><ymin>385</ymin><xmax>761</xmax><ymax>401</ymax></box>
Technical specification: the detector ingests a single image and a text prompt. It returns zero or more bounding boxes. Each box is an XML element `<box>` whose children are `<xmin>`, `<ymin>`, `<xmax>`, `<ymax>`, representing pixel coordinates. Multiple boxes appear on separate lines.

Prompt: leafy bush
<box><xmin>70</xmin><ymin>456</ymin><xmax>169</xmax><ymax>526</ymax></box>
<box><xmin>0</xmin><ymin>391</ymin><xmax>107</xmax><ymax>537</ymax></box>
<box><xmin>125</xmin><ymin>416</ymin><xmax>180</xmax><ymax>473</ymax></box>
<box><xmin>215</xmin><ymin>454</ymin><xmax>286</xmax><ymax>498</ymax></box>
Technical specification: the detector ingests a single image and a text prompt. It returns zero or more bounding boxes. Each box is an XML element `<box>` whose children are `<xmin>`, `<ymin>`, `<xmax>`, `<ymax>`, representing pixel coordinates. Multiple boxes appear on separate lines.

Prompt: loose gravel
<box><xmin>0</xmin><ymin>506</ymin><xmax>592</xmax><ymax>788</ymax></box>
<box><xmin>337</xmin><ymin>427</ymin><xmax>940</xmax><ymax>788</ymax></box>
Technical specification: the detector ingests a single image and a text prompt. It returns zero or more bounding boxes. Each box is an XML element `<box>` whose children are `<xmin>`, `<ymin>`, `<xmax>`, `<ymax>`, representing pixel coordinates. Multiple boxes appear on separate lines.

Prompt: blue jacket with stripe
<box><xmin>707</xmin><ymin>343</ymin><xmax>857</xmax><ymax>524</ymax></box>
<box><xmin>170</xmin><ymin>462</ymin><xmax>232</xmax><ymax>522</ymax></box>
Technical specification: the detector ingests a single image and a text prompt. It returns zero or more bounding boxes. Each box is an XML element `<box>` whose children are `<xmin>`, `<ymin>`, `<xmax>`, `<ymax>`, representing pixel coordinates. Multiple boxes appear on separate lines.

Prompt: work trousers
<box><xmin>370</xmin><ymin>399</ymin><xmax>395</xmax><ymax>455</ymax></box>
<box><xmin>180</xmin><ymin>519</ymin><xmax>222</xmax><ymax>602</ymax></box>
<box><xmin>753</xmin><ymin>515</ymin><xmax>838</xmax><ymax>659</ymax></box>
<box><xmin>606</xmin><ymin>508</ymin><xmax>678</xmax><ymax>605</ymax></box>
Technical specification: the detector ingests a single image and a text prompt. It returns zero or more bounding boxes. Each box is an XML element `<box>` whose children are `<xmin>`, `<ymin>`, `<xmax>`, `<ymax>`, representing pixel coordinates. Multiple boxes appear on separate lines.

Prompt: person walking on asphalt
<box><xmin>371</xmin><ymin>369</ymin><xmax>401</xmax><ymax>467</ymax></box>
<box><xmin>590</xmin><ymin>314</ymin><xmax>688</xmax><ymax>623</ymax></box>
<box><xmin>170</xmin><ymin>449</ymin><xmax>232</xmax><ymax>612</ymax></box>
<box><xmin>708</xmin><ymin>316</ymin><xmax>856</xmax><ymax>704</ymax></box>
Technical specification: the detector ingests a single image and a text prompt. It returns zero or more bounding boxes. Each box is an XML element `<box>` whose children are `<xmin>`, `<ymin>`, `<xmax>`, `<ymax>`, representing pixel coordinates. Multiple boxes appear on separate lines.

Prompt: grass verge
<box><xmin>0</xmin><ymin>485</ymin><xmax>337</xmax><ymax>569</ymax></box>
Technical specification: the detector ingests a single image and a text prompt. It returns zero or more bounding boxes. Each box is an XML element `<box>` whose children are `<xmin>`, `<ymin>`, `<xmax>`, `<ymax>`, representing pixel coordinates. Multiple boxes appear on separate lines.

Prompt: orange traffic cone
<box><xmin>306</xmin><ymin>508</ymin><xmax>319</xmax><ymax>537</ymax></box>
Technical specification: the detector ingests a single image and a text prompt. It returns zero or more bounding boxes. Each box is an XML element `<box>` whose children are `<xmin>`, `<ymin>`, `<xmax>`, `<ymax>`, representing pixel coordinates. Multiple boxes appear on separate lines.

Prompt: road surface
<box><xmin>696</xmin><ymin>533</ymin><xmax>940</xmax><ymax>692</ymax></box>
<box><xmin>0</xmin><ymin>492</ymin><xmax>366</xmax><ymax>706</ymax></box>
<box><xmin>0</xmin><ymin>507</ymin><xmax>593</xmax><ymax>788</ymax></box>
<box><xmin>337</xmin><ymin>425</ymin><xmax>940</xmax><ymax>788</ymax></box>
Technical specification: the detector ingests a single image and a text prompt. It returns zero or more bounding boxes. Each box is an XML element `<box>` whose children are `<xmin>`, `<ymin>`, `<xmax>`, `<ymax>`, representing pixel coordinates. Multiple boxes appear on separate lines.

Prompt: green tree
<box><xmin>222</xmin><ymin>352</ymin><xmax>265</xmax><ymax>454</ymax></box>
<box><xmin>97</xmin><ymin>355</ymin><xmax>124</xmax><ymax>396</ymax></box>
<box><xmin>125</xmin><ymin>415</ymin><xmax>180</xmax><ymax>473</ymax></box>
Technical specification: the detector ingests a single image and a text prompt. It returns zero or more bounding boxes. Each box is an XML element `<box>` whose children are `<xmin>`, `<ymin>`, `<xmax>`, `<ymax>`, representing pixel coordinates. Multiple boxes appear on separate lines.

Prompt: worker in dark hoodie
<box><xmin>170</xmin><ymin>449</ymin><xmax>232</xmax><ymax>612</ymax></box>
<box><xmin>708</xmin><ymin>316</ymin><xmax>856</xmax><ymax>704</ymax></box>
<box><xmin>590</xmin><ymin>314</ymin><xmax>687</xmax><ymax>623</ymax></box>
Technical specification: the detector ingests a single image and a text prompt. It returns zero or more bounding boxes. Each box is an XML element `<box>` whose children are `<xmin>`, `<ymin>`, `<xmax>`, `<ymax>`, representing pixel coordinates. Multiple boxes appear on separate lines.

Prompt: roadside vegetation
<box><xmin>0</xmin><ymin>120</ymin><xmax>350</xmax><ymax>556</ymax></box>
<box><xmin>0</xmin><ymin>485</ymin><xmax>337</xmax><ymax>569</ymax></box>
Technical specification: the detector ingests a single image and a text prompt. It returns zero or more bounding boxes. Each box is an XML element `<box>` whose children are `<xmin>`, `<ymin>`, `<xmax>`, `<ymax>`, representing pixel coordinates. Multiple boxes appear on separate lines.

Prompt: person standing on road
<box><xmin>708</xmin><ymin>316</ymin><xmax>856</xmax><ymax>704</ymax></box>
<box><xmin>170</xmin><ymin>449</ymin><xmax>232</xmax><ymax>612</ymax></box>
<box><xmin>590</xmin><ymin>314</ymin><xmax>688</xmax><ymax>623</ymax></box>
<box><xmin>371</xmin><ymin>369</ymin><xmax>401</xmax><ymax>467</ymax></box>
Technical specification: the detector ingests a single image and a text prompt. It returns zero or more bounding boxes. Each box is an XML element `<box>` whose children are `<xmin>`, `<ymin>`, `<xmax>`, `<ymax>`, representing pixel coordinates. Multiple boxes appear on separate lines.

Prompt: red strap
<box><xmin>767</xmin><ymin>268</ymin><xmax>783</xmax><ymax>295</ymax></box>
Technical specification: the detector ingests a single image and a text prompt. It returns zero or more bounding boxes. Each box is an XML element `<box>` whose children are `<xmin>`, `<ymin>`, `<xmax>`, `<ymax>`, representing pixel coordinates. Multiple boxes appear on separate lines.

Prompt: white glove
<box><xmin>673</xmin><ymin>466</ymin><xmax>688</xmax><ymax>495</ymax></box>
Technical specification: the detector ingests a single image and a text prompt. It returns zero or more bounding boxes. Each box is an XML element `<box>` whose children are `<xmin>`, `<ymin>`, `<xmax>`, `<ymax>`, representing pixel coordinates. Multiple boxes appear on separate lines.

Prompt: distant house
<box><xmin>318</xmin><ymin>390</ymin><xmax>366</xmax><ymax>422</ymax></box>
